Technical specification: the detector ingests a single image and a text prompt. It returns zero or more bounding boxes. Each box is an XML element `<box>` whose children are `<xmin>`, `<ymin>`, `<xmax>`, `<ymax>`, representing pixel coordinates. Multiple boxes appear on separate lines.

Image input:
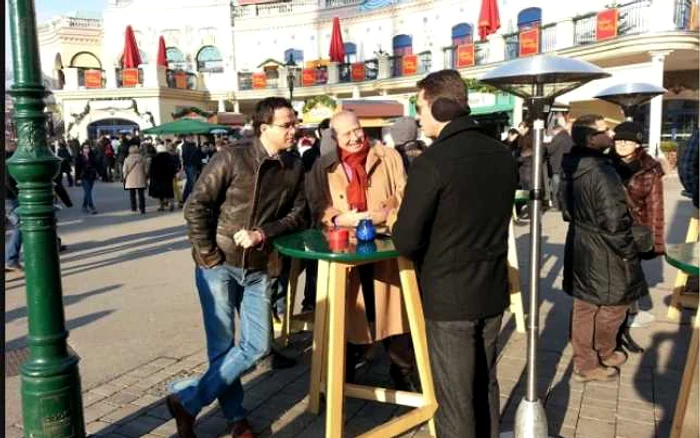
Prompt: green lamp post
<box><xmin>7</xmin><ymin>0</ymin><xmax>86</xmax><ymax>436</ymax></box>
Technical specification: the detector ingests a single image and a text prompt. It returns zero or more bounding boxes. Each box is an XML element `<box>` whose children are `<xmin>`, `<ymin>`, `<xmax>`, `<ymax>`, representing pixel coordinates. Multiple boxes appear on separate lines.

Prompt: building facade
<box><xmin>38</xmin><ymin>0</ymin><xmax>698</xmax><ymax>154</ymax></box>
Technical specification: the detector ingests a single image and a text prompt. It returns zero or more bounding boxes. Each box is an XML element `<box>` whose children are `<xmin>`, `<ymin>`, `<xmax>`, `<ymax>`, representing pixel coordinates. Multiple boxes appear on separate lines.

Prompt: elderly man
<box><xmin>306</xmin><ymin>110</ymin><xmax>417</xmax><ymax>390</ymax></box>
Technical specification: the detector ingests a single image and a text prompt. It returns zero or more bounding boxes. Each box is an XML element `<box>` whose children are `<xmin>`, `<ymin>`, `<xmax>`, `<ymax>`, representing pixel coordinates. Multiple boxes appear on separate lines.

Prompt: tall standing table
<box><xmin>274</xmin><ymin>230</ymin><xmax>437</xmax><ymax>437</ymax></box>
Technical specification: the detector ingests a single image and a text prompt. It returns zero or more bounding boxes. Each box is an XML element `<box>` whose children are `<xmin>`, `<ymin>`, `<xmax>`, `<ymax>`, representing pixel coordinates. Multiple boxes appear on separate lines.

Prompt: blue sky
<box><xmin>5</xmin><ymin>0</ymin><xmax>107</xmax><ymax>71</ymax></box>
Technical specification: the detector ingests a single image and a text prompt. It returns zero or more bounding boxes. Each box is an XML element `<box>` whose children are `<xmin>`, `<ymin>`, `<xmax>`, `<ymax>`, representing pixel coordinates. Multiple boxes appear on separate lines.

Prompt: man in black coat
<box><xmin>559</xmin><ymin>114</ymin><xmax>647</xmax><ymax>383</ymax></box>
<box><xmin>546</xmin><ymin>123</ymin><xmax>574</xmax><ymax>209</ymax></box>
<box><xmin>392</xmin><ymin>70</ymin><xmax>517</xmax><ymax>438</ymax></box>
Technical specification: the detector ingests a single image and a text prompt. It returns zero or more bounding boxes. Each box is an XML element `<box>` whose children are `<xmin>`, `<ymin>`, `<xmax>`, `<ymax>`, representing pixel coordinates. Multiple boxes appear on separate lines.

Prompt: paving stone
<box><xmin>101</xmin><ymin>404</ymin><xmax>143</xmax><ymax>423</ymax></box>
<box><xmin>131</xmin><ymin>393</ymin><xmax>163</xmax><ymax>408</ymax></box>
<box><xmin>615</xmin><ymin>419</ymin><xmax>656</xmax><ymax>438</ymax></box>
<box><xmin>104</xmin><ymin>390</ymin><xmax>141</xmax><ymax>406</ymax></box>
<box><xmin>618</xmin><ymin>384</ymin><xmax>653</xmax><ymax>403</ymax></box>
<box><xmin>91</xmin><ymin>383</ymin><xmax>124</xmax><ymax>398</ymax></box>
<box><xmin>574</xmin><ymin>417</ymin><xmax>615</xmax><ymax>438</ymax></box>
<box><xmin>110</xmin><ymin>374</ymin><xmax>141</xmax><ymax>388</ymax></box>
<box><xmin>548</xmin><ymin>409</ymin><xmax>580</xmax><ymax>430</ymax></box>
<box><xmin>149</xmin><ymin>357</ymin><xmax>179</xmax><ymax>369</ymax></box>
<box><xmin>126</xmin><ymin>365</ymin><xmax>163</xmax><ymax>379</ymax></box>
<box><xmin>149</xmin><ymin>419</ymin><xmax>178</xmax><ymax>437</ymax></box>
<box><xmin>86</xmin><ymin>420</ymin><xmax>117</xmax><ymax>435</ymax></box>
<box><xmin>146</xmin><ymin>403</ymin><xmax>172</xmax><ymax>421</ymax></box>
<box><xmin>579</xmin><ymin>403</ymin><xmax>616</xmax><ymax>422</ymax></box>
<box><xmin>615</xmin><ymin>404</ymin><xmax>655</xmax><ymax>424</ymax></box>
<box><xmin>557</xmin><ymin>425</ymin><xmax>576</xmax><ymax>438</ymax></box>
<box><xmin>113</xmin><ymin>415</ymin><xmax>164</xmax><ymax>437</ymax></box>
<box><xmin>83</xmin><ymin>390</ymin><xmax>107</xmax><ymax>407</ymax></box>
<box><xmin>84</xmin><ymin>401</ymin><xmax>121</xmax><ymax>423</ymax></box>
<box><xmin>196</xmin><ymin>415</ymin><xmax>229</xmax><ymax>436</ymax></box>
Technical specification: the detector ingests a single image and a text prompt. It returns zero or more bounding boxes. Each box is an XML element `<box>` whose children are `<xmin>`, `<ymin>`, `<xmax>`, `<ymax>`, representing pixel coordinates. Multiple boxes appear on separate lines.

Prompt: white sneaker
<box><xmin>628</xmin><ymin>310</ymin><xmax>655</xmax><ymax>328</ymax></box>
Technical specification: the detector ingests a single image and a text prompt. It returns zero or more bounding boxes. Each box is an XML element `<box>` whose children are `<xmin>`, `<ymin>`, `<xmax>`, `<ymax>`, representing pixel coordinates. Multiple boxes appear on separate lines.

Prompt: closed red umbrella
<box><xmin>478</xmin><ymin>0</ymin><xmax>501</xmax><ymax>41</ymax></box>
<box><xmin>157</xmin><ymin>36</ymin><xmax>168</xmax><ymax>67</ymax></box>
<box><xmin>122</xmin><ymin>25</ymin><xmax>143</xmax><ymax>68</ymax></box>
<box><xmin>328</xmin><ymin>17</ymin><xmax>345</xmax><ymax>63</ymax></box>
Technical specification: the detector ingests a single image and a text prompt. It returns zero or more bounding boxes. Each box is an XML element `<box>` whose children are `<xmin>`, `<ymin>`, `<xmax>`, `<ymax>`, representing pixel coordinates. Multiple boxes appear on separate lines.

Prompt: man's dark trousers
<box><xmin>426</xmin><ymin>313</ymin><xmax>502</xmax><ymax>438</ymax></box>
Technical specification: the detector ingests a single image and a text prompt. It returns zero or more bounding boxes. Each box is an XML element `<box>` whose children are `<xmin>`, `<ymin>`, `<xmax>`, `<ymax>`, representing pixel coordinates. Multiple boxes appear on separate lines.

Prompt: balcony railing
<box><xmin>504</xmin><ymin>32</ymin><xmax>519</xmax><ymax>60</ymax></box>
<box><xmin>233</xmin><ymin>0</ymin><xmax>364</xmax><ymax>18</ymax></box>
<box><xmin>618</xmin><ymin>0</ymin><xmax>651</xmax><ymax>36</ymax></box>
<box><xmin>541</xmin><ymin>24</ymin><xmax>557</xmax><ymax>53</ymax></box>
<box><xmin>674</xmin><ymin>0</ymin><xmax>693</xmax><ymax>29</ymax></box>
<box><xmin>475</xmin><ymin>42</ymin><xmax>489</xmax><ymax>65</ymax></box>
<box><xmin>165</xmin><ymin>69</ymin><xmax>197</xmax><ymax>90</ymax></box>
<box><xmin>573</xmin><ymin>12</ymin><xmax>597</xmax><ymax>45</ymax></box>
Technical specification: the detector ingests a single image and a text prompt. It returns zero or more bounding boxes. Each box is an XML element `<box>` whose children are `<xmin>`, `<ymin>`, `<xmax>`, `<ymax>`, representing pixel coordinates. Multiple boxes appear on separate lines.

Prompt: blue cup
<box><xmin>356</xmin><ymin>218</ymin><xmax>376</xmax><ymax>242</ymax></box>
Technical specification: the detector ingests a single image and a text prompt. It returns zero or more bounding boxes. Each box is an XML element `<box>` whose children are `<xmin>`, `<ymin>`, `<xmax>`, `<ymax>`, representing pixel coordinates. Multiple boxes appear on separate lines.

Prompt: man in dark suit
<box><xmin>392</xmin><ymin>70</ymin><xmax>517</xmax><ymax>438</ymax></box>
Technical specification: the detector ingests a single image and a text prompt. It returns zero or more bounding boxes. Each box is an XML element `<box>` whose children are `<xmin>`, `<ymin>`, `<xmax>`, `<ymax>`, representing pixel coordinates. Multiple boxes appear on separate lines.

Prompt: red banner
<box><xmin>519</xmin><ymin>28</ymin><xmax>540</xmax><ymax>57</ymax></box>
<box><xmin>252</xmin><ymin>73</ymin><xmax>267</xmax><ymax>89</ymax></box>
<box><xmin>122</xmin><ymin>68</ymin><xmax>139</xmax><ymax>87</ymax></box>
<box><xmin>456</xmin><ymin>44</ymin><xmax>475</xmax><ymax>68</ymax></box>
<box><xmin>402</xmin><ymin>54</ymin><xmax>418</xmax><ymax>76</ymax></box>
<box><xmin>84</xmin><ymin>69</ymin><xmax>102</xmax><ymax>88</ymax></box>
<box><xmin>596</xmin><ymin>9</ymin><xmax>619</xmax><ymax>41</ymax></box>
<box><xmin>174</xmin><ymin>71</ymin><xmax>188</xmax><ymax>89</ymax></box>
<box><xmin>302</xmin><ymin>69</ymin><xmax>317</xmax><ymax>87</ymax></box>
<box><xmin>351</xmin><ymin>63</ymin><xmax>365</xmax><ymax>82</ymax></box>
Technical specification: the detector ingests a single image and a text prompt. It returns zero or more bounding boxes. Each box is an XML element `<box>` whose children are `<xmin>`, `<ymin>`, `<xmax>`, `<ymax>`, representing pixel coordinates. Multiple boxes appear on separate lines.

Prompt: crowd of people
<box><xmin>5</xmin><ymin>67</ymin><xmax>699</xmax><ymax>438</ymax></box>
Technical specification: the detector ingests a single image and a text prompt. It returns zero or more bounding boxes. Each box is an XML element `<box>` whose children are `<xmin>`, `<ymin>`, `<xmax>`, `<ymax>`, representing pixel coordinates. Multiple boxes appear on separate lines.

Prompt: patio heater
<box><xmin>594</xmin><ymin>82</ymin><xmax>667</xmax><ymax>122</ymax></box>
<box><xmin>481</xmin><ymin>56</ymin><xmax>610</xmax><ymax>438</ymax></box>
<box><xmin>286</xmin><ymin>55</ymin><xmax>297</xmax><ymax>102</ymax></box>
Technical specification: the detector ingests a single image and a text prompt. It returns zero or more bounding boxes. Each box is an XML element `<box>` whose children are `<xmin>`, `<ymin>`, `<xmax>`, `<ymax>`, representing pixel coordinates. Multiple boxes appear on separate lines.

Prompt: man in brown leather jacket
<box><xmin>166</xmin><ymin>97</ymin><xmax>307</xmax><ymax>438</ymax></box>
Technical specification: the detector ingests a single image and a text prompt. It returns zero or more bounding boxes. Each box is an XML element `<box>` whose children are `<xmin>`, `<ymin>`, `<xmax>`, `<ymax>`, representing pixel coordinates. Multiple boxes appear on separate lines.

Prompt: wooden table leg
<box><xmin>281</xmin><ymin>258</ymin><xmax>302</xmax><ymax>347</ymax></box>
<box><xmin>668</xmin><ymin>214</ymin><xmax>699</xmax><ymax>320</ymax></box>
<box><xmin>670</xmin><ymin>310</ymin><xmax>699</xmax><ymax>438</ymax></box>
<box><xmin>326</xmin><ymin>262</ymin><xmax>348</xmax><ymax>438</ymax></box>
<box><xmin>308</xmin><ymin>259</ymin><xmax>330</xmax><ymax>414</ymax></box>
<box><xmin>398</xmin><ymin>257</ymin><xmax>438</xmax><ymax>437</ymax></box>
<box><xmin>508</xmin><ymin>219</ymin><xmax>526</xmax><ymax>334</ymax></box>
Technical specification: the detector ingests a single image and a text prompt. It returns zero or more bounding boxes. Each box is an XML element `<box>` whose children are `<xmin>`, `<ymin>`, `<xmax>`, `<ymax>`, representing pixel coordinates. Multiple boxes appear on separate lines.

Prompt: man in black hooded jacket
<box><xmin>559</xmin><ymin>114</ymin><xmax>648</xmax><ymax>383</ymax></box>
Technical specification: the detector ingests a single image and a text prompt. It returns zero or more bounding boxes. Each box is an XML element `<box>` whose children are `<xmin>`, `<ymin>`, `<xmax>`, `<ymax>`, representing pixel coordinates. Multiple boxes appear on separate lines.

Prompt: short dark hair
<box><xmin>508</xmin><ymin>128</ymin><xmax>519</xmax><ymax>136</ymax></box>
<box><xmin>416</xmin><ymin>69</ymin><xmax>468</xmax><ymax>108</ymax></box>
<box><xmin>253</xmin><ymin>97</ymin><xmax>293</xmax><ymax>137</ymax></box>
<box><xmin>572</xmin><ymin>114</ymin><xmax>604</xmax><ymax>146</ymax></box>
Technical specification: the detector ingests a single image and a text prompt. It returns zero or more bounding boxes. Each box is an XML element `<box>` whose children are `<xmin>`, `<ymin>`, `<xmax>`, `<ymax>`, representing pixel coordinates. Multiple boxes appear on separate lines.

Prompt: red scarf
<box><xmin>337</xmin><ymin>139</ymin><xmax>370</xmax><ymax>211</ymax></box>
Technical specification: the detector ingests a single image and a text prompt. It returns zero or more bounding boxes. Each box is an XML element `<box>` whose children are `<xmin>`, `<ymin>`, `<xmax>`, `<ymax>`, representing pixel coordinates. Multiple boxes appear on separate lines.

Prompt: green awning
<box><xmin>142</xmin><ymin>119</ymin><xmax>233</xmax><ymax>135</ymax></box>
<box><xmin>469</xmin><ymin>94</ymin><xmax>516</xmax><ymax>116</ymax></box>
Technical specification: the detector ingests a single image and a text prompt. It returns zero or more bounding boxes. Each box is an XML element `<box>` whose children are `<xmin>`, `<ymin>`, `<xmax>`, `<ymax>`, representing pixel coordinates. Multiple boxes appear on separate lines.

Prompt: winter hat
<box><xmin>614</xmin><ymin>121</ymin><xmax>644</xmax><ymax>144</ymax></box>
<box><xmin>391</xmin><ymin>117</ymin><xmax>418</xmax><ymax>145</ymax></box>
<box><xmin>155</xmin><ymin>144</ymin><xmax>168</xmax><ymax>153</ymax></box>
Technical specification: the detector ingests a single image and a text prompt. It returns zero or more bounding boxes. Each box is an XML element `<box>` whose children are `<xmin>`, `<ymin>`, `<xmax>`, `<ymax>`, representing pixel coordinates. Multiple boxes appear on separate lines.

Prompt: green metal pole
<box><xmin>7</xmin><ymin>0</ymin><xmax>86</xmax><ymax>436</ymax></box>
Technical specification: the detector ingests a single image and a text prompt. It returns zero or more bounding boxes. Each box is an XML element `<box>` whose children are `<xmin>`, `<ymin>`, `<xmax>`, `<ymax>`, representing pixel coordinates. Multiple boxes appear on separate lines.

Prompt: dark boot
<box><xmin>165</xmin><ymin>394</ymin><xmax>197</xmax><ymax>438</ymax></box>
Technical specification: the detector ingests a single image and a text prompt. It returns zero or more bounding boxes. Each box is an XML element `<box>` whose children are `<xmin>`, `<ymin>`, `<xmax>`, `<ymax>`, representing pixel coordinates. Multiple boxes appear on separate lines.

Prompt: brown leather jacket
<box><xmin>184</xmin><ymin>139</ymin><xmax>307</xmax><ymax>272</ymax></box>
<box><xmin>621</xmin><ymin>150</ymin><xmax>666</xmax><ymax>255</ymax></box>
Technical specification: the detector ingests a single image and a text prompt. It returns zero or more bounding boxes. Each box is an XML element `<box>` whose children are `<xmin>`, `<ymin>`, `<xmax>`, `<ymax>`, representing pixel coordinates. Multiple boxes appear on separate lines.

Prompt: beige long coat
<box><xmin>122</xmin><ymin>147</ymin><xmax>148</xmax><ymax>189</ymax></box>
<box><xmin>306</xmin><ymin>144</ymin><xmax>409</xmax><ymax>344</ymax></box>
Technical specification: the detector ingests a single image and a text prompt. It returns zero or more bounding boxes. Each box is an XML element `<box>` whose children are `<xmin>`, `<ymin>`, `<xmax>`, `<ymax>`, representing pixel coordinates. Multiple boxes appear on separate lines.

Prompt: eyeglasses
<box><xmin>269</xmin><ymin>122</ymin><xmax>297</xmax><ymax>130</ymax></box>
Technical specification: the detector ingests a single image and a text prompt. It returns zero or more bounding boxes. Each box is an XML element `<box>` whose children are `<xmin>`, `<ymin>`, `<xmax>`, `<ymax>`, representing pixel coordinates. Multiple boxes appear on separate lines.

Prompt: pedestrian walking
<box><xmin>166</xmin><ymin>97</ymin><xmax>307</xmax><ymax>438</ymax></box>
<box><xmin>148</xmin><ymin>144</ymin><xmax>179</xmax><ymax>212</ymax></box>
<box><xmin>306</xmin><ymin>110</ymin><xmax>418</xmax><ymax>391</ymax></box>
<box><xmin>167</xmin><ymin>140</ymin><xmax>184</xmax><ymax>208</ymax></box>
<box><xmin>559</xmin><ymin>114</ymin><xmax>648</xmax><ymax>383</ymax></box>
<box><xmin>392</xmin><ymin>70</ymin><xmax>517</xmax><ymax>438</ymax></box>
<box><xmin>75</xmin><ymin>144</ymin><xmax>99</xmax><ymax>214</ymax></box>
<box><xmin>546</xmin><ymin>123</ymin><xmax>574</xmax><ymax>210</ymax></box>
<box><xmin>180</xmin><ymin>136</ymin><xmax>203</xmax><ymax>203</ymax></box>
<box><xmin>123</xmin><ymin>145</ymin><xmax>148</xmax><ymax>214</ymax></box>
<box><xmin>5</xmin><ymin>144</ymin><xmax>23</xmax><ymax>272</ymax></box>
<box><xmin>56</xmin><ymin>140</ymin><xmax>74</xmax><ymax>186</ymax></box>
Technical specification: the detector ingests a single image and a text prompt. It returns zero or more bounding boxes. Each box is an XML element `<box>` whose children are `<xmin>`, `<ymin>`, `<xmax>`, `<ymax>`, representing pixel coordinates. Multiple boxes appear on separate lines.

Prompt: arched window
<box><xmin>451</xmin><ymin>23</ymin><xmax>473</xmax><ymax>46</ymax></box>
<box><xmin>139</xmin><ymin>49</ymin><xmax>149</xmax><ymax>65</ymax></box>
<box><xmin>344</xmin><ymin>42</ymin><xmax>357</xmax><ymax>63</ymax></box>
<box><xmin>70</xmin><ymin>51</ymin><xmax>102</xmax><ymax>69</ymax></box>
<box><xmin>283</xmin><ymin>48</ymin><xmax>304</xmax><ymax>65</ymax></box>
<box><xmin>518</xmin><ymin>7</ymin><xmax>542</xmax><ymax>30</ymax></box>
<box><xmin>166</xmin><ymin>47</ymin><xmax>188</xmax><ymax>71</ymax></box>
<box><xmin>196</xmin><ymin>45</ymin><xmax>223</xmax><ymax>72</ymax></box>
<box><xmin>392</xmin><ymin>34</ymin><xmax>413</xmax><ymax>56</ymax></box>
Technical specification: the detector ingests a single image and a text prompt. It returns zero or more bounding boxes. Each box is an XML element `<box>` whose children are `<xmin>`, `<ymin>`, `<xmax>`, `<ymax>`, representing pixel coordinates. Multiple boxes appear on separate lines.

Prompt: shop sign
<box><xmin>122</xmin><ymin>68</ymin><xmax>139</xmax><ymax>87</ymax></box>
<box><xmin>596</xmin><ymin>9</ymin><xmax>619</xmax><ymax>41</ymax></box>
<box><xmin>456</xmin><ymin>44</ymin><xmax>475</xmax><ymax>68</ymax></box>
<box><xmin>252</xmin><ymin>72</ymin><xmax>267</xmax><ymax>89</ymax></box>
<box><xmin>351</xmin><ymin>63</ymin><xmax>366</xmax><ymax>82</ymax></box>
<box><xmin>519</xmin><ymin>28</ymin><xmax>540</xmax><ymax>57</ymax></box>
<box><xmin>174</xmin><ymin>71</ymin><xmax>188</xmax><ymax>89</ymax></box>
<box><xmin>402</xmin><ymin>54</ymin><xmax>418</xmax><ymax>76</ymax></box>
<box><xmin>302</xmin><ymin>69</ymin><xmax>317</xmax><ymax>86</ymax></box>
<box><xmin>84</xmin><ymin>70</ymin><xmax>102</xmax><ymax>88</ymax></box>
<box><xmin>468</xmin><ymin>92</ymin><xmax>497</xmax><ymax>108</ymax></box>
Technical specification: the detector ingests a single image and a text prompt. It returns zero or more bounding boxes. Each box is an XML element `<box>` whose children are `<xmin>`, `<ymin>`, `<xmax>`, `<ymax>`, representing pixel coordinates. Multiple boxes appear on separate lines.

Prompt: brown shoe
<box><xmin>601</xmin><ymin>351</ymin><xmax>628</xmax><ymax>368</ymax></box>
<box><xmin>166</xmin><ymin>394</ymin><xmax>197</xmax><ymax>438</ymax></box>
<box><xmin>573</xmin><ymin>366</ymin><xmax>618</xmax><ymax>383</ymax></box>
<box><xmin>230</xmin><ymin>418</ymin><xmax>255</xmax><ymax>438</ymax></box>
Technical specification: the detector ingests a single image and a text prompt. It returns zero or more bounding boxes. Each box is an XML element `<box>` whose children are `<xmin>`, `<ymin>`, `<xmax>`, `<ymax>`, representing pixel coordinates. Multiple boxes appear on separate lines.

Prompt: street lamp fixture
<box><xmin>286</xmin><ymin>55</ymin><xmax>297</xmax><ymax>102</ymax></box>
<box><xmin>481</xmin><ymin>55</ymin><xmax>610</xmax><ymax>438</ymax></box>
<box><xmin>594</xmin><ymin>82</ymin><xmax>667</xmax><ymax>121</ymax></box>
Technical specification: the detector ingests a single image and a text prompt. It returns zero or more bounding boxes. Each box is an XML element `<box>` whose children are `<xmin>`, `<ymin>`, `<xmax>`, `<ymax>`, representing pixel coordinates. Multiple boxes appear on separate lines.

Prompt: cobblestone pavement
<box><xmin>4</xmin><ymin>174</ymin><xmax>698</xmax><ymax>438</ymax></box>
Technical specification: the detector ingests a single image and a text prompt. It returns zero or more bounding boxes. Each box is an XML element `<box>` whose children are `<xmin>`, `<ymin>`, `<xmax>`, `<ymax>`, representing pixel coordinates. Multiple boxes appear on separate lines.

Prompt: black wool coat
<box><xmin>558</xmin><ymin>146</ymin><xmax>648</xmax><ymax>305</ymax></box>
<box><xmin>392</xmin><ymin>116</ymin><xmax>518</xmax><ymax>321</ymax></box>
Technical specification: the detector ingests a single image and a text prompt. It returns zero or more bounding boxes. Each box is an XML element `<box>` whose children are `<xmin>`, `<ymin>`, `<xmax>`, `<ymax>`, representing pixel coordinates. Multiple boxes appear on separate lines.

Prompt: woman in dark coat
<box><xmin>75</xmin><ymin>143</ymin><xmax>99</xmax><ymax>214</ymax></box>
<box><xmin>559</xmin><ymin>119</ymin><xmax>648</xmax><ymax>382</ymax></box>
<box><xmin>148</xmin><ymin>144</ymin><xmax>179</xmax><ymax>211</ymax></box>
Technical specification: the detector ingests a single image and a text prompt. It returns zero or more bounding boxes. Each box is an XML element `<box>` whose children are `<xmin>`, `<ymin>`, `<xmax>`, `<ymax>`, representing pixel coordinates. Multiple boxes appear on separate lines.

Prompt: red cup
<box><xmin>328</xmin><ymin>228</ymin><xmax>349</xmax><ymax>250</ymax></box>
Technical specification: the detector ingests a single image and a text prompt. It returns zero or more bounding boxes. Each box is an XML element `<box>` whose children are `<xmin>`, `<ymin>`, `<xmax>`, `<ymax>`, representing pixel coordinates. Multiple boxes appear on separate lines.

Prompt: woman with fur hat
<box><xmin>148</xmin><ymin>144</ymin><xmax>179</xmax><ymax>211</ymax></box>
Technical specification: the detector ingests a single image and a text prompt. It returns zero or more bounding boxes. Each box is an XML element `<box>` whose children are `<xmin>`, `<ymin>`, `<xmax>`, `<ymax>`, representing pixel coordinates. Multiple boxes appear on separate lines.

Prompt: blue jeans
<box><xmin>82</xmin><ymin>178</ymin><xmax>95</xmax><ymax>209</ymax></box>
<box><xmin>5</xmin><ymin>199</ymin><xmax>21</xmax><ymax>266</ymax></box>
<box><xmin>177</xmin><ymin>264</ymin><xmax>272</xmax><ymax>421</ymax></box>
<box><xmin>182</xmin><ymin>166</ymin><xmax>199</xmax><ymax>203</ymax></box>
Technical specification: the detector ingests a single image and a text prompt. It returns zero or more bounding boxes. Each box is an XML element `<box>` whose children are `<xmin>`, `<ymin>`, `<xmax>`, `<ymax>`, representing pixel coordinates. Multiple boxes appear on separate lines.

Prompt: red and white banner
<box><xmin>596</xmin><ymin>9</ymin><xmax>619</xmax><ymax>41</ymax></box>
<box><xmin>456</xmin><ymin>44</ymin><xmax>475</xmax><ymax>68</ymax></box>
<box><xmin>519</xmin><ymin>28</ymin><xmax>540</xmax><ymax>57</ymax></box>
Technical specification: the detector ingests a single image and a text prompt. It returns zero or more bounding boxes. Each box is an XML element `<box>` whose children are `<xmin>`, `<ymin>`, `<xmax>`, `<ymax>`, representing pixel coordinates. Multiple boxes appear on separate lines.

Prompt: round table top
<box><xmin>274</xmin><ymin>229</ymin><xmax>400</xmax><ymax>263</ymax></box>
<box><xmin>665</xmin><ymin>242</ymin><xmax>699</xmax><ymax>276</ymax></box>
